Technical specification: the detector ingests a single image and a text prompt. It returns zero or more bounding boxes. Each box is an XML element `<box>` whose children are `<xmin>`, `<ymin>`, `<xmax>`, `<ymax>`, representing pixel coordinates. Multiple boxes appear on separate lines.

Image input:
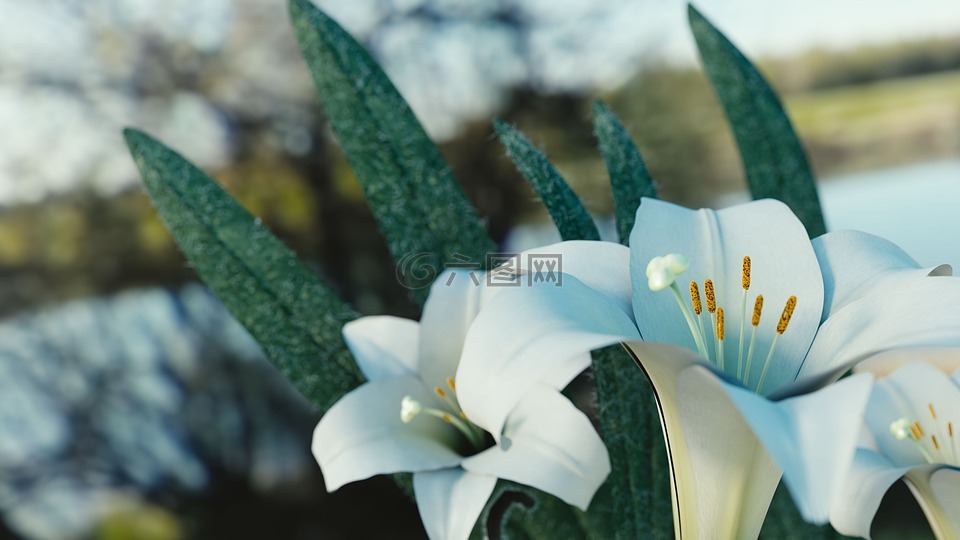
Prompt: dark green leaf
<box><xmin>589</xmin><ymin>345</ymin><xmax>674</xmax><ymax>538</ymax></box>
<box><xmin>289</xmin><ymin>0</ymin><xmax>495</xmax><ymax>305</ymax></box>
<box><xmin>689</xmin><ymin>5</ymin><xmax>826</xmax><ymax>238</ymax></box>
<box><xmin>494</xmin><ymin>119</ymin><xmax>600</xmax><ymax>242</ymax></box>
<box><xmin>592</xmin><ymin>100</ymin><xmax>658</xmax><ymax>245</ymax></box>
<box><xmin>124</xmin><ymin>128</ymin><xmax>362</xmax><ymax>412</ymax></box>
<box><xmin>471</xmin><ymin>481</ymin><xmax>593</xmax><ymax>540</ymax></box>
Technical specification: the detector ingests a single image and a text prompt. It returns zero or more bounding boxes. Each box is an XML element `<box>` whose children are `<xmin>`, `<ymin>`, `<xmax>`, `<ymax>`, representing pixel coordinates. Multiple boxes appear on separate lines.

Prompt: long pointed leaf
<box><xmin>289</xmin><ymin>0</ymin><xmax>495</xmax><ymax>305</ymax></box>
<box><xmin>125</xmin><ymin>128</ymin><xmax>362</xmax><ymax>412</ymax></box>
<box><xmin>494</xmin><ymin>119</ymin><xmax>600</xmax><ymax>242</ymax></box>
<box><xmin>592</xmin><ymin>100</ymin><xmax>658</xmax><ymax>245</ymax></box>
<box><xmin>689</xmin><ymin>5</ymin><xmax>826</xmax><ymax>238</ymax></box>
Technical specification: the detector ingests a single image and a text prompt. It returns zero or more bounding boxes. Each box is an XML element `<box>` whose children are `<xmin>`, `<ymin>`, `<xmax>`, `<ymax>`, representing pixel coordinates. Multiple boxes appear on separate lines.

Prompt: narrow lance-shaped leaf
<box><xmin>289</xmin><ymin>0</ymin><xmax>495</xmax><ymax>304</ymax></box>
<box><xmin>592</xmin><ymin>100</ymin><xmax>658</xmax><ymax>245</ymax></box>
<box><xmin>125</xmin><ymin>129</ymin><xmax>362</xmax><ymax>412</ymax></box>
<box><xmin>689</xmin><ymin>5</ymin><xmax>826</xmax><ymax>238</ymax></box>
<box><xmin>494</xmin><ymin>119</ymin><xmax>601</xmax><ymax>242</ymax></box>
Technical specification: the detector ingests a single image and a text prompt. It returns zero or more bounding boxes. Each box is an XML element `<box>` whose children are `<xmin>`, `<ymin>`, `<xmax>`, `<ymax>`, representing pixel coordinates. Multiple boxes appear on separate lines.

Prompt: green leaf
<box><xmin>589</xmin><ymin>345</ymin><xmax>674</xmax><ymax>538</ymax></box>
<box><xmin>289</xmin><ymin>0</ymin><xmax>495</xmax><ymax>305</ymax></box>
<box><xmin>124</xmin><ymin>128</ymin><xmax>362</xmax><ymax>412</ymax></box>
<box><xmin>592</xmin><ymin>100</ymin><xmax>658</xmax><ymax>245</ymax></box>
<box><xmin>689</xmin><ymin>5</ymin><xmax>826</xmax><ymax>238</ymax></box>
<box><xmin>494</xmin><ymin>119</ymin><xmax>601</xmax><ymax>242</ymax></box>
<box><xmin>471</xmin><ymin>482</ymin><xmax>593</xmax><ymax>540</ymax></box>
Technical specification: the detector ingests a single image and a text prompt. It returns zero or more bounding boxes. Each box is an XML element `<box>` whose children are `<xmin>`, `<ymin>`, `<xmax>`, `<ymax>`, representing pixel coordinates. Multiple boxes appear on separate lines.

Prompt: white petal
<box><xmin>461</xmin><ymin>386</ymin><xmax>610</xmax><ymax>510</ymax></box>
<box><xmin>812</xmin><ymin>230</ymin><xmax>948</xmax><ymax>320</ymax></box>
<box><xmin>829</xmin><ymin>448</ymin><xmax>911</xmax><ymax>538</ymax></box>
<box><xmin>630</xmin><ymin>198</ymin><xmax>823</xmax><ymax>391</ymax></box>
<box><xmin>413</xmin><ymin>469</ymin><xmax>497</xmax><ymax>540</ymax></box>
<box><xmin>418</xmin><ymin>270</ymin><xmax>486</xmax><ymax>391</ymax></box>
<box><xmin>343</xmin><ymin>316</ymin><xmax>420</xmax><ymax>381</ymax></box>
<box><xmin>922</xmin><ymin>467</ymin><xmax>960</xmax><ymax>539</ymax></box>
<box><xmin>313</xmin><ymin>376</ymin><xmax>463</xmax><ymax>491</ymax></box>
<box><xmin>799</xmin><ymin>274</ymin><xmax>960</xmax><ymax>380</ymax></box>
<box><xmin>456</xmin><ymin>275</ymin><xmax>640</xmax><ymax>437</ymax></box>
<box><xmin>853</xmin><ymin>347</ymin><xmax>960</xmax><ymax>378</ymax></box>
<box><xmin>722</xmin><ymin>373</ymin><xmax>874</xmax><ymax>524</ymax></box>
<box><xmin>518</xmin><ymin>240</ymin><xmax>634</xmax><ymax>321</ymax></box>
<box><xmin>623</xmin><ymin>341</ymin><xmax>781</xmax><ymax>539</ymax></box>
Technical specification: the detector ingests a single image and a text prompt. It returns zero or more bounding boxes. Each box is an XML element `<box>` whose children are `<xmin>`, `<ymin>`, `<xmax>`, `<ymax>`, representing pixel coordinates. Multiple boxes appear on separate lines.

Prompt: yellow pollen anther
<box><xmin>442</xmin><ymin>413</ymin><xmax>452</xmax><ymax>423</ymax></box>
<box><xmin>929</xmin><ymin>403</ymin><xmax>937</xmax><ymax>420</ymax></box>
<box><xmin>914</xmin><ymin>421</ymin><xmax>924</xmax><ymax>437</ymax></box>
<box><xmin>434</xmin><ymin>387</ymin><xmax>446</xmax><ymax>398</ymax></box>
<box><xmin>752</xmin><ymin>295</ymin><xmax>763</xmax><ymax>326</ymax></box>
<box><xmin>690</xmin><ymin>282</ymin><xmax>702</xmax><ymax>315</ymax></box>
<box><xmin>950</xmin><ymin>422</ymin><xmax>954</xmax><ymax>437</ymax></box>
<box><xmin>776</xmin><ymin>296</ymin><xmax>797</xmax><ymax>334</ymax></box>
<box><xmin>933</xmin><ymin>435</ymin><xmax>941</xmax><ymax>451</ymax></box>
<box><xmin>742</xmin><ymin>256</ymin><xmax>751</xmax><ymax>290</ymax></box>
<box><xmin>910</xmin><ymin>425</ymin><xmax>921</xmax><ymax>440</ymax></box>
<box><xmin>716</xmin><ymin>307</ymin><xmax>725</xmax><ymax>340</ymax></box>
<box><xmin>447</xmin><ymin>377</ymin><xmax>456</xmax><ymax>391</ymax></box>
<box><xmin>705</xmin><ymin>280</ymin><xmax>717</xmax><ymax>313</ymax></box>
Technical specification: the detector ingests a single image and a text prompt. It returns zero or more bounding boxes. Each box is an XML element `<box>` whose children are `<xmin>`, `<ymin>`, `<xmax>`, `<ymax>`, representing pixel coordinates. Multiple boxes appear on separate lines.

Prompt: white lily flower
<box><xmin>830</xmin><ymin>348</ymin><xmax>960</xmax><ymax>539</ymax></box>
<box><xmin>456</xmin><ymin>198</ymin><xmax>960</xmax><ymax>538</ymax></box>
<box><xmin>312</xmin><ymin>270</ymin><xmax>611</xmax><ymax>540</ymax></box>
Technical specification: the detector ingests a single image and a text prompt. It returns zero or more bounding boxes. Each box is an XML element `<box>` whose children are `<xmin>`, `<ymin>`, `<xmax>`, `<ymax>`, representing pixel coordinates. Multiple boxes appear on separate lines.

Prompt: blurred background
<box><xmin>0</xmin><ymin>0</ymin><xmax>958</xmax><ymax>537</ymax></box>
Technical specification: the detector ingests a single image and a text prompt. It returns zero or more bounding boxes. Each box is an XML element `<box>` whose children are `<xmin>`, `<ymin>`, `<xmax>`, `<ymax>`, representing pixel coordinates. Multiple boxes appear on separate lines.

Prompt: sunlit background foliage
<box><xmin>1</xmin><ymin>0</ymin><xmax>959</xmax><ymax>537</ymax></box>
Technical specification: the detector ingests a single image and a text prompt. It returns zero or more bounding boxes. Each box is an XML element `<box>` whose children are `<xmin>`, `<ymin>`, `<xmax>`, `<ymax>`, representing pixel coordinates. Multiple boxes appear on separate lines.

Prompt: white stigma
<box><xmin>646</xmin><ymin>253</ymin><xmax>690</xmax><ymax>291</ymax></box>
<box><xmin>890</xmin><ymin>417</ymin><xmax>913</xmax><ymax>440</ymax></box>
<box><xmin>400</xmin><ymin>395</ymin><xmax>422</xmax><ymax>423</ymax></box>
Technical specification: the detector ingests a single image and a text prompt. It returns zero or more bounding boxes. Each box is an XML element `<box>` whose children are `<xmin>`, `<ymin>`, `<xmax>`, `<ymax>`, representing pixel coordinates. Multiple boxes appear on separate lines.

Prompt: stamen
<box><xmin>690</xmin><ymin>282</ymin><xmax>702</xmax><ymax>315</ymax></box>
<box><xmin>929</xmin><ymin>403</ymin><xmax>937</xmax><ymax>420</ymax></box>
<box><xmin>400</xmin><ymin>395</ymin><xmax>485</xmax><ymax>449</ymax></box>
<box><xmin>716</xmin><ymin>307</ymin><xmax>725</xmax><ymax>371</ymax></box>
<box><xmin>757</xmin><ymin>295</ymin><xmax>796</xmax><ymax>395</ymax></box>
<box><xmin>434</xmin><ymin>387</ymin><xmax>446</xmax><ymax>398</ymax></box>
<box><xmin>914</xmin><ymin>421</ymin><xmax>925</xmax><ymax>437</ymax></box>
<box><xmin>447</xmin><ymin>377</ymin><xmax>456</xmax><ymax>391</ymax></box>
<box><xmin>910</xmin><ymin>424</ymin><xmax>922</xmax><ymax>440</ymax></box>
<box><xmin>716</xmin><ymin>307</ymin><xmax>725</xmax><ymax>340</ymax></box>
<box><xmin>705</xmin><ymin>280</ymin><xmax>717</xmax><ymax>314</ymax></box>
<box><xmin>950</xmin><ymin>422</ymin><xmax>954</xmax><ymax>437</ymax></box>
<box><xmin>741</xmin><ymin>256</ymin><xmax>751</xmax><ymax>290</ymax></box>
<box><xmin>933</xmin><ymin>435</ymin><xmax>941</xmax><ymax>451</ymax></box>
<box><xmin>737</xmin><ymin>257</ymin><xmax>751</xmax><ymax>380</ymax></box>
<box><xmin>776</xmin><ymin>296</ymin><xmax>797</xmax><ymax>334</ymax></box>
<box><xmin>743</xmin><ymin>295</ymin><xmax>762</xmax><ymax>386</ymax></box>
<box><xmin>460</xmin><ymin>411</ymin><xmax>468</xmax><ymax>419</ymax></box>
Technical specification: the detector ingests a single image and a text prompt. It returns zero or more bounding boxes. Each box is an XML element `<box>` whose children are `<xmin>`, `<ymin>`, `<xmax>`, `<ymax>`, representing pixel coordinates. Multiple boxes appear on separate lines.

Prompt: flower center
<box><xmin>890</xmin><ymin>403</ymin><xmax>959</xmax><ymax>466</ymax></box>
<box><xmin>400</xmin><ymin>376</ymin><xmax>487</xmax><ymax>451</ymax></box>
<box><xmin>647</xmin><ymin>253</ymin><xmax>797</xmax><ymax>394</ymax></box>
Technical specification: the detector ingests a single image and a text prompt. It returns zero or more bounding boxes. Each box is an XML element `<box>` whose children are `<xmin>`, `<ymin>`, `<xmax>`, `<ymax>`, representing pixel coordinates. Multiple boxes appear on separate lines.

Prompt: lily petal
<box><xmin>456</xmin><ymin>275</ymin><xmax>639</xmax><ymax>437</ymax></box>
<box><xmin>812</xmin><ymin>230</ymin><xmax>949</xmax><ymax>320</ymax></box>
<box><xmin>461</xmin><ymin>385</ymin><xmax>610</xmax><ymax>511</ymax></box>
<box><xmin>630</xmin><ymin>198</ymin><xmax>823</xmax><ymax>391</ymax></box>
<box><xmin>343</xmin><ymin>316</ymin><xmax>420</xmax><ymax>381</ymax></box>
<box><xmin>623</xmin><ymin>341</ymin><xmax>781</xmax><ymax>540</ymax></box>
<box><xmin>419</xmin><ymin>271</ymin><xmax>486</xmax><ymax>391</ymax></box>
<box><xmin>722</xmin><ymin>373</ymin><xmax>874</xmax><ymax>523</ymax></box>
<box><xmin>829</xmin><ymin>448</ymin><xmax>912</xmax><ymax>538</ymax></box>
<box><xmin>413</xmin><ymin>469</ymin><xmax>497</xmax><ymax>540</ymax></box>
<box><xmin>519</xmin><ymin>241</ymin><xmax>634</xmax><ymax>322</ymax></box>
<box><xmin>918</xmin><ymin>466</ymin><xmax>960</xmax><ymax>539</ymax></box>
<box><xmin>853</xmin><ymin>347</ymin><xmax>960</xmax><ymax>378</ymax></box>
<box><xmin>313</xmin><ymin>375</ymin><xmax>463</xmax><ymax>491</ymax></box>
<box><xmin>799</xmin><ymin>275</ymin><xmax>960</xmax><ymax>380</ymax></box>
